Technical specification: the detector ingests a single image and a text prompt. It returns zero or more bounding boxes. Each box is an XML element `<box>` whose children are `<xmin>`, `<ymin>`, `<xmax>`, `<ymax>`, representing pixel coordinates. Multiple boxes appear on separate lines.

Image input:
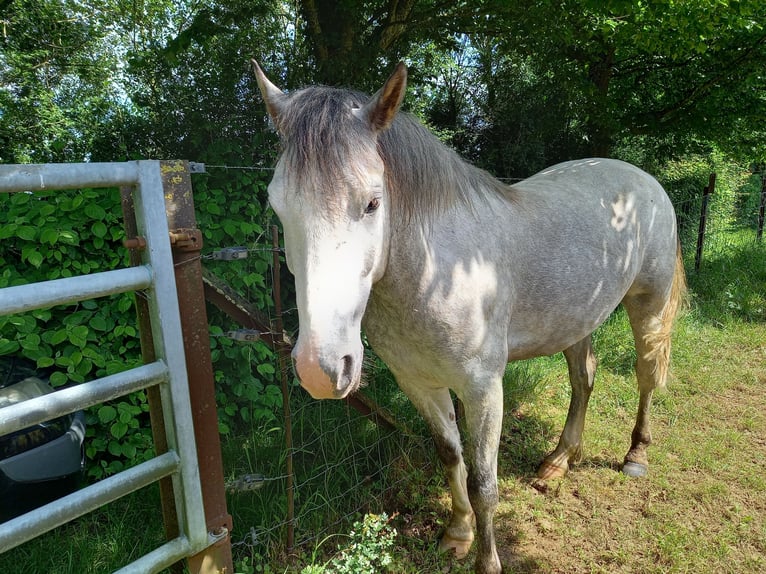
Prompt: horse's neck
<box><xmin>374</xmin><ymin>192</ymin><xmax>510</xmax><ymax>305</ymax></box>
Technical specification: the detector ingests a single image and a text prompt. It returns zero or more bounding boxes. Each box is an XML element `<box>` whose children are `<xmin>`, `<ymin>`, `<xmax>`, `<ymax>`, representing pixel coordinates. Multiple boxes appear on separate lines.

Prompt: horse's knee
<box><xmin>432</xmin><ymin>431</ymin><xmax>462</xmax><ymax>468</ymax></box>
<box><xmin>467</xmin><ymin>468</ymin><xmax>498</xmax><ymax>510</ymax></box>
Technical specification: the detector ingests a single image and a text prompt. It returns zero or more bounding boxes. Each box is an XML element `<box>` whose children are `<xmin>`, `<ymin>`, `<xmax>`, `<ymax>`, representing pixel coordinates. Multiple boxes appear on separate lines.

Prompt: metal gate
<box><xmin>0</xmin><ymin>161</ymin><xmax>216</xmax><ymax>572</ymax></box>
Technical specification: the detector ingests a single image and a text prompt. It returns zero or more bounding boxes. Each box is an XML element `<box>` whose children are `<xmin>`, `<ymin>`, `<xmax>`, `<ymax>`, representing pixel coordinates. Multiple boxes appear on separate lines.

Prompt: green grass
<box><xmin>0</xmin><ymin>486</ymin><xmax>167</xmax><ymax>573</ymax></box>
<box><xmin>1</xmin><ymin>236</ymin><xmax>764</xmax><ymax>573</ymax></box>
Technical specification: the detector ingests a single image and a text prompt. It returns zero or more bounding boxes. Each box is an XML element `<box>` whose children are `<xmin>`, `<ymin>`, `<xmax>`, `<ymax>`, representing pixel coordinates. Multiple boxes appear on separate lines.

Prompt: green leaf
<box><xmin>10</xmin><ymin>315</ymin><xmax>36</xmax><ymax>333</ymax></box>
<box><xmin>38</xmin><ymin>204</ymin><xmax>56</xmax><ymax>217</ymax></box>
<box><xmin>256</xmin><ymin>362</ymin><xmax>276</xmax><ymax>376</ymax></box>
<box><xmin>110</xmin><ymin>421</ymin><xmax>128</xmax><ymax>439</ymax></box>
<box><xmin>22</xmin><ymin>246</ymin><xmax>44</xmax><ymax>267</ymax></box>
<box><xmin>16</xmin><ymin>225</ymin><xmax>36</xmax><ymax>240</ymax></box>
<box><xmin>68</xmin><ymin>325</ymin><xmax>89</xmax><ymax>347</ymax></box>
<box><xmin>49</xmin><ymin>371</ymin><xmax>68</xmax><ymax>387</ymax></box>
<box><xmin>58</xmin><ymin>230</ymin><xmax>79</xmax><ymax>245</ymax></box>
<box><xmin>0</xmin><ymin>339</ymin><xmax>20</xmax><ymax>355</ymax></box>
<box><xmin>121</xmin><ymin>442</ymin><xmax>137</xmax><ymax>459</ymax></box>
<box><xmin>20</xmin><ymin>333</ymin><xmax>41</xmax><ymax>350</ymax></box>
<box><xmin>118</xmin><ymin>408</ymin><xmax>133</xmax><ymax>424</ymax></box>
<box><xmin>88</xmin><ymin>316</ymin><xmax>108</xmax><ymax>331</ymax></box>
<box><xmin>50</xmin><ymin>329</ymin><xmax>69</xmax><ymax>345</ymax></box>
<box><xmin>40</xmin><ymin>228</ymin><xmax>59</xmax><ymax>245</ymax></box>
<box><xmin>10</xmin><ymin>193</ymin><xmax>30</xmax><ymax>206</ymax></box>
<box><xmin>84</xmin><ymin>204</ymin><xmax>106</xmax><ymax>220</ymax></box>
<box><xmin>92</xmin><ymin>221</ymin><xmax>107</xmax><ymax>238</ymax></box>
<box><xmin>98</xmin><ymin>405</ymin><xmax>117</xmax><ymax>424</ymax></box>
<box><xmin>0</xmin><ymin>223</ymin><xmax>17</xmax><ymax>239</ymax></box>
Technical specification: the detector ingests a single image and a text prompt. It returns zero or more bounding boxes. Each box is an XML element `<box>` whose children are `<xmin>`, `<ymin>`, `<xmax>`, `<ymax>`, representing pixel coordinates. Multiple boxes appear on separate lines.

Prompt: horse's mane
<box><xmin>276</xmin><ymin>85</ymin><xmax>513</xmax><ymax>223</ymax></box>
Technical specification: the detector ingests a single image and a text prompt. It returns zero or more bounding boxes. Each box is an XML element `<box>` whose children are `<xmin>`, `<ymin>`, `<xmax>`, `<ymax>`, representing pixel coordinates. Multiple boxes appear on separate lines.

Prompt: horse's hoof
<box><xmin>439</xmin><ymin>535</ymin><xmax>473</xmax><ymax>559</ymax></box>
<box><xmin>622</xmin><ymin>461</ymin><xmax>648</xmax><ymax>477</ymax></box>
<box><xmin>536</xmin><ymin>459</ymin><xmax>568</xmax><ymax>480</ymax></box>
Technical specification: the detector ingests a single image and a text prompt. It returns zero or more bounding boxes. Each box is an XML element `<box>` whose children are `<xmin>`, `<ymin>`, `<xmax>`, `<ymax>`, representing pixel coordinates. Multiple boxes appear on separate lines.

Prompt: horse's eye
<box><xmin>365</xmin><ymin>198</ymin><xmax>380</xmax><ymax>215</ymax></box>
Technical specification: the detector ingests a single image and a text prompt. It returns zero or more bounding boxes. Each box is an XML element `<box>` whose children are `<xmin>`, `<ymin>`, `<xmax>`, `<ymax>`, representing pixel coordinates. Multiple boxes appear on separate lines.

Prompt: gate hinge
<box><xmin>169</xmin><ymin>228</ymin><xmax>203</xmax><ymax>252</ymax></box>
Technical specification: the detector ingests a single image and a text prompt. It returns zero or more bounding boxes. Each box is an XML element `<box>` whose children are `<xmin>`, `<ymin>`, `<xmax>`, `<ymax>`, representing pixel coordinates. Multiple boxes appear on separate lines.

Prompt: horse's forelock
<box><xmin>277</xmin><ymin>85</ymin><xmax>512</xmax><ymax>222</ymax></box>
<box><xmin>278</xmin><ymin>87</ymin><xmax>376</xmax><ymax>203</ymax></box>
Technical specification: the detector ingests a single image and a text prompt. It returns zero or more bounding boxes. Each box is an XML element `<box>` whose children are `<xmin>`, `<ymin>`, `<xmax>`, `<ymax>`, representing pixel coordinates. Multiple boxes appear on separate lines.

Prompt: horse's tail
<box><xmin>643</xmin><ymin>240</ymin><xmax>687</xmax><ymax>387</ymax></box>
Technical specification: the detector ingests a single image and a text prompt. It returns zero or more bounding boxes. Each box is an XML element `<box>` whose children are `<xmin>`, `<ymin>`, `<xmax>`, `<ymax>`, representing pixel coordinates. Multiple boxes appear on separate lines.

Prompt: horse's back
<box><xmin>504</xmin><ymin>158</ymin><xmax>678</xmax><ymax>359</ymax></box>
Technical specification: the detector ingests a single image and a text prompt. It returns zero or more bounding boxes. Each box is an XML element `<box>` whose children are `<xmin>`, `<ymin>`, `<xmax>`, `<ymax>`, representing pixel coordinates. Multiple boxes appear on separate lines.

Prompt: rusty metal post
<box><xmin>695</xmin><ymin>172</ymin><xmax>716</xmax><ymax>272</ymax></box>
<box><xmin>160</xmin><ymin>161</ymin><xmax>234</xmax><ymax>574</ymax></box>
<box><xmin>120</xmin><ymin>186</ymin><xmax>184</xmax><ymax>574</ymax></box>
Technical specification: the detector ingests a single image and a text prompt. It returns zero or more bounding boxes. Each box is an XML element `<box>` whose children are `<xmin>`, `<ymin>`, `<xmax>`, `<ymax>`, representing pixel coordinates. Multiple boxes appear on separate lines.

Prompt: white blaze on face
<box><xmin>269</xmin><ymin>157</ymin><xmax>388</xmax><ymax>399</ymax></box>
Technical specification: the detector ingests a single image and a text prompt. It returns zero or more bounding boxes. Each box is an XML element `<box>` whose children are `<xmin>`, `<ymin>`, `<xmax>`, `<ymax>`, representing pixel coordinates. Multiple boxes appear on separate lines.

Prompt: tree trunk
<box><xmin>298</xmin><ymin>0</ymin><xmax>417</xmax><ymax>87</ymax></box>
<box><xmin>586</xmin><ymin>45</ymin><xmax>615</xmax><ymax>158</ymax></box>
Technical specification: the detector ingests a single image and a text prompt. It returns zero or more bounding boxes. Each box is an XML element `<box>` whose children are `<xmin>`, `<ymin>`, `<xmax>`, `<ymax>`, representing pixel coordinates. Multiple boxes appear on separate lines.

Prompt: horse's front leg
<box><xmin>398</xmin><ymin>383</ymin><xmax>474</xmax><ymax>558</ymax></box>
<box><xmin>463</xmin><ymin>377</ymin><xmax>504</xmax><ymax>574</ymax></box>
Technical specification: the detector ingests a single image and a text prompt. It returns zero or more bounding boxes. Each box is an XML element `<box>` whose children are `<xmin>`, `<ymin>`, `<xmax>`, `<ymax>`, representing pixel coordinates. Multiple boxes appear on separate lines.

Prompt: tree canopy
<box><xmin>1</xmin><ymin>0</ymin><xmax>764</xmax><ymax>173</ymax></box>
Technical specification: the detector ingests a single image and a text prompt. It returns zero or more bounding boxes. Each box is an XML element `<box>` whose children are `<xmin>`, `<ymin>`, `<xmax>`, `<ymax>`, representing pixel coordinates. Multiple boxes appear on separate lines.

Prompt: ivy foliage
<box><xmin>0</xmin><ymin>161</ymin><xmax>283</xmax><ymax>478</ymax></box>
<box><xmin>191</xmin><ymin>164</ymin><xmax>287</xmax><ymax>436</ymax></box>
<box><xmin>0</xmin><ymin>186</ymin><xmax>148</xmax><ymax>478</ymax></box>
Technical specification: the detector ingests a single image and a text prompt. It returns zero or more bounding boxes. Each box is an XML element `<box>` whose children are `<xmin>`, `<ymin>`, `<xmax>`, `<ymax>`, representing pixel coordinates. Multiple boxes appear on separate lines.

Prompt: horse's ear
<box><xmin>252</xmin><ymin>59</ymin><xmax>286</xmax><ymax>132</ymax></box>
<box><xmin>354</xmin><ymin>62</ymin><xmax>407</xmax><ymax>132</ymax></box>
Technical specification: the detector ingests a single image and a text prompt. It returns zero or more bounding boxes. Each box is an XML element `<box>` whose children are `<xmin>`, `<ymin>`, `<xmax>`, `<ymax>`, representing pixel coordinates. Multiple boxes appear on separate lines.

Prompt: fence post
<box><xmin>758</xmin><ymin>170</ymin><xmax>766</xmax><ymax>242</ymax></box>
<box><xmin>695</xmin><ymin>172</ymin><xmax>716</xmax><ymax>272</ymax></box>
<box><xmin>271</xmin><ymin>225</ymin><xmax>295</xmax><ymax>554</ymax></box>
<box><xmin>160</xmin><ymin>161</ymin><xmax>234</xmax><ymax>574</ymax></box>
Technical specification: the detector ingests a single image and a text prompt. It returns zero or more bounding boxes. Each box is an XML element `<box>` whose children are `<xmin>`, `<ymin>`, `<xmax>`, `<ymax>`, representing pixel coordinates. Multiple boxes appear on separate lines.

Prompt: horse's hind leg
<box><xmin>620</xmin><ymin>292</ymin><xmax>674</xmax><ymax>477</ymax></box>
<box><xmin>537</xmin><ymin>335</ymin><xmax>597</xmax><ymax>480</ymax></box>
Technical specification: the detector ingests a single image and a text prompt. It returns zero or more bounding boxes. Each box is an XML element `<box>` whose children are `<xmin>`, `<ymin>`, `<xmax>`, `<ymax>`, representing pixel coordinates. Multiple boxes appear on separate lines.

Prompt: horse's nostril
<box><xmin>340</xmin><ymin>355</ymin><xmax>353</xmax><ymax>380</ymax></box>
<box><xmin>340</xmin><ymin>354</ymin><xmax>354</xmax><ymax>385</ymax></box>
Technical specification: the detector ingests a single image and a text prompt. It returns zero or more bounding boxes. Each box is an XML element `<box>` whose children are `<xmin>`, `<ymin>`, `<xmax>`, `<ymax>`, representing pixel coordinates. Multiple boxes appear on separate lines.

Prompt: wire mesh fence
<box><xmin>223</xmin><ymin>363</ymin><xmax>436</xmax><ymax>560</ymax></box>
<box><xmin>674</xmin><ymin>175</ymin><xmax>765</xmax><ymax>269</ymax></box>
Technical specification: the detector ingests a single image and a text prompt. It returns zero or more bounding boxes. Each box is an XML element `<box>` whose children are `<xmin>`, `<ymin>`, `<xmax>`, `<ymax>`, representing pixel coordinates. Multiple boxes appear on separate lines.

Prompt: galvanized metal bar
<box><xmin>0</xmin><ymin>361</ymin><xmax>168</xmax><ymax>436</ymax></box>
<box><xmin>0</xmin><ymin>160</ymin><xmax>213</xmax><ymax>569</ymax></box>
<box><xmin>114</xmin><ymin>536</ymin><xmax>193</xmax><ymax>574</ymax></box>
<box><xmin>121</xmin><ymin>184</ymin><xmax>183</xmax><ymax>574</ymax></box>
<box><xmin>132</xmin><ymin>160</ymin><xmax>208</xmax><ymax>552</ymax></box>
<box><xmin>0</xmin><ymin>451</ymin><xmax>180</xmax><ymax>554</ymax></box>
<box><xmin>0</xmin><ymin>162</ymin><xmax>139</xmax><ymax>193</ymax></box>
<box><xmin>0</xmin><ymin>266</ymin><xmax>152</xmax><ymax>316</ymax></box>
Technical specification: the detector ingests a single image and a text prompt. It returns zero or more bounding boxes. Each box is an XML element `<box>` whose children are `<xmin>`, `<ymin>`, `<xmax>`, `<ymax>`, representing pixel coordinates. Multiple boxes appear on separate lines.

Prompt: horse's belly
<box><xmin>505</xmin><ymin>279</ymin><xmax>626</xmax><ymax>360</ymax></box>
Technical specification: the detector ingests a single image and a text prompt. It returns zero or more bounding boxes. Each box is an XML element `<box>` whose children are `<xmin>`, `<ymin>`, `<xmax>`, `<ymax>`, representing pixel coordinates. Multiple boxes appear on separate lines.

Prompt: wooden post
<box><xmin>695</xmin><ymin>173</ymin><xmax>716</xmax><ymax>272</ymax></box>
<box><xmin>757</xmin><ymin>170</ymin><xmax>766</xmax><ymax>242</ymax></box>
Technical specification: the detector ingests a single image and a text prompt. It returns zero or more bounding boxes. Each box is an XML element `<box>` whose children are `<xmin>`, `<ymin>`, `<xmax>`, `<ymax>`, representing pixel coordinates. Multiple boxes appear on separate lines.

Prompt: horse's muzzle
<box><xmin>293</xmin><ymin>344</ymin><xmax>361</xmax><ymax>400</ymax></box>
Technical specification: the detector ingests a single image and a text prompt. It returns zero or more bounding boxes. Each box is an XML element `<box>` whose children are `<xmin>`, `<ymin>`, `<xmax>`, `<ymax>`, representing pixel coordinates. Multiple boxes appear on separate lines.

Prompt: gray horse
<box><xmin>254</xmin><ymin>61</ymin><xmax>685</xmax><ymax>573</ymax></box>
